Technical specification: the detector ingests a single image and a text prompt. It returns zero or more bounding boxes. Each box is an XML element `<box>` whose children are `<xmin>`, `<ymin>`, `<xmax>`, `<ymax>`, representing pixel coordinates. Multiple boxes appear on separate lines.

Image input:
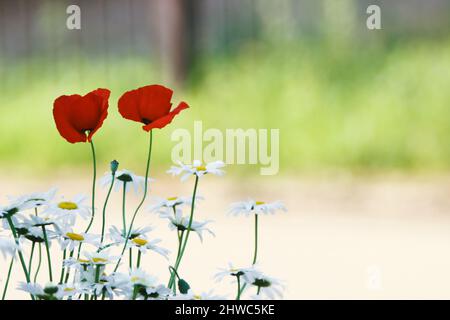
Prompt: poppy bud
<box><xmin>178</xmin><ymin>279</ymin><xmax>191</xmax><ymax>294</ymax></box>
<box><xmin>110</xmin><ymin>160</ymin><xmax>119</xmax><ymax>174</ymax></box>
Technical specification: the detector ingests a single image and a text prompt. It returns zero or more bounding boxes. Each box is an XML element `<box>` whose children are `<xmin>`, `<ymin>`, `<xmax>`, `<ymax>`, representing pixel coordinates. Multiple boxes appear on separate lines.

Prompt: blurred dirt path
<box><xmin>1</xmin><ymin>173</ymin><xmax>450</xmax><ymax>299</ymax></box>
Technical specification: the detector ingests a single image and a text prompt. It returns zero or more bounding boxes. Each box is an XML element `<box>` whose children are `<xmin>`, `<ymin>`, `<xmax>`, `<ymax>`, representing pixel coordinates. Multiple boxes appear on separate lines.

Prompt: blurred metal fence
<box><xmin>0</xmin><ymin>0</ymin><xmax>449</xmax><ymax>85</ymax></box>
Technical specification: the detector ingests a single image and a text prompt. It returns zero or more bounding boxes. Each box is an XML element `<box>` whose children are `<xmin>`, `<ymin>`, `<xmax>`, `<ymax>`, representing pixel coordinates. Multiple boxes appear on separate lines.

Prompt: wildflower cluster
<box><xmin>0</xmin><ymin>84</ymin><xmax>286</xmax><ymax>300</ymax></box>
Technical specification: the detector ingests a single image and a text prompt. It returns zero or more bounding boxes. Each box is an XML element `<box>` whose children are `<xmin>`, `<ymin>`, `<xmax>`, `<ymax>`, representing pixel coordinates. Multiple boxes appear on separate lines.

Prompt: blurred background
<box><xmin>1</xmin><ymin>0</ymin><xmax>450</xmax><ymax>299</ymax></box>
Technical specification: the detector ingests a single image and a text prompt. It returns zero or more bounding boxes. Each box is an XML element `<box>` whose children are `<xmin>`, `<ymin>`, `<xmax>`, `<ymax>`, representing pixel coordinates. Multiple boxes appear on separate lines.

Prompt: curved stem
<box><xmin>2</xmin><ymin>257</ymin><xmax>14</xmax><ymax>300</ymax></box>
<box><xmin>122</xmin><ymin>182</ymin><xmax>128</xmax><ymax>237</ymax></box>
<box><xmin>41</xmin><ymin>225</ymin><xmax>53</xmax><ymax>282</ymax></box>
<box><xmin>168</xmin><ymin>175</ymin><xmax>199</xmax><ymax>289</ymax></box>
<box><xmin>252</xmin><ymin>214</ymin><xmax>259</xmax><ymax>265</ymax></box>
<box><xmin>34</xmin><ymin>243</ymin><xmax>42</xmax><ymax>283</ymax></box>
<box><xmin>114</xmin><ymin>131</ymin><xmax>153</xmax><ymax>272</ymax></box>
<box><xmin>6</xmin><ymin>216</ymin><xmax>34</xmax><ymax>300</ymax></box>
<box><xmin>238</xmin><ymin>213</ymin><xmax>260</xmax><ymax>296</ymax></box>
<box><xmin>101</xmin><ymin>173</ymin><xmax>115</xmax><ymax>244</ymax></box>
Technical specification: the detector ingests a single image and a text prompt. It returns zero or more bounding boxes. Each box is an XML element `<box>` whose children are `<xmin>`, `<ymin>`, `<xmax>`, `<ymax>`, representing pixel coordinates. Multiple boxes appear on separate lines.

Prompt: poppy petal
<box><xmin>86</xmin><ymin>88</ymin><xmax>110</xmax><ymax>141</ymax></box>
<box><xmin>53</xmin><ymin>95</ymin><xmax>87</xmax><ymax>143</ymax></box>
<box><xmin>118</xmin><ymin>87</ymin><xmax>145</xmax><ymax>124</ymax></box>
<box><xmin>138</xmin><ymin>85</ymin><xmax>173</xmax><ymax>123</ymax></box>
<box><xmin>142</xmin><ymin>102</ymin><xmax>189</xmax><ymax>131</ymax></box>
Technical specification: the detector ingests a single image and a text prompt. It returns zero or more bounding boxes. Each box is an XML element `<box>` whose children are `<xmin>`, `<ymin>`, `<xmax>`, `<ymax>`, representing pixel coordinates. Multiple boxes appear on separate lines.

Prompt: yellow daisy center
<box><xmin>195</xmin><ymin>165</ymin><xmax>207</xmax><ymax>171</ymax></box>
<box><xmin>58</xmin><ymin>201</ymin><xmax>78</xmax><ymax>210</ymax></box>
<box><xmin>255</xmin><ymin>201</ymin><xmax>265</xmax><ymax>205</ymax></box>
<box><xmin>64</xmin><ymin>287</ymin><xmax>75</xmax><ymax>292</ymax></box>
<box><xmin>92</xmin><ymin>257</ymin><xmax>107</xmax><ymax>263</ymax></box>
<box><xmin>131</xmin><ymin>276</ymin><xmax>140</xmax><ymax>282</ymax></box>
<box><xmin>66</xmin><ymin>232</ymin><xmax>84</xmax><ymax>241</ymax></box>
<box><xmin>167</xmin><ymin>197</ymin><xmax>178</xmax><ymax>201</ymax></box>
<box><xmin>78</xmin><ymin>259</ymin><xmax>89</xmax><ymax>263</ymax></box>
<box><xmin>132</xmin><ymin>238</ymin><xmax>148</xmax><ymax>246</ymax></box>
<box><xmin>193</xmin><ymin>295</ymin><xmax>202</xmax><ymax>300</ymax></box>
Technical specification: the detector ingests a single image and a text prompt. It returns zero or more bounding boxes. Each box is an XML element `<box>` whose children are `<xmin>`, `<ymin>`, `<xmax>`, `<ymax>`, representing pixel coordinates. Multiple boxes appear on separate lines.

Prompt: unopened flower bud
<box><xmin>110</xmin><ymin>160</ymin><xmax>119</xmax><ymax>174</ymax></box>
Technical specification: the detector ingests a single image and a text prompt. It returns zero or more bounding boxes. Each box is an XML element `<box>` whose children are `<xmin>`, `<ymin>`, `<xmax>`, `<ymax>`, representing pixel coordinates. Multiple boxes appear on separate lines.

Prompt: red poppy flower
<box><xmin>53</xmin><ymin>88</ymin><xmax>110</xmax><ymax>143</ymax></box>
<box><xmin>118</xmin><ymin>84</ymin><xmax>189</xmax><ymax>131</ymax></box>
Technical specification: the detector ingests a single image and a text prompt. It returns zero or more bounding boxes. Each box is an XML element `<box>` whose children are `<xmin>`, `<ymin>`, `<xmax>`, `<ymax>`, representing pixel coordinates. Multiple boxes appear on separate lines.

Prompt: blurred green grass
<box><xmin>1</xmin><ymin>39</ymin><xmax>450</xmax><ymax>176</ymax></box>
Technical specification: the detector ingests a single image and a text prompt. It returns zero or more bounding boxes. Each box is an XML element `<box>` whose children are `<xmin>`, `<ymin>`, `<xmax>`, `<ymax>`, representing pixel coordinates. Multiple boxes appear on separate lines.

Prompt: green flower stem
<box><xmin>2</xmin><ymin>256</ymin><xmax>14</xmax><ymax>300</ymax></box>
<box><xmin>64</xmin><ymin>250</ymin><xmax>74</xmax><ymax>283</ymax></box>
<box><xmin>252</xmin><ymin>214</ymin><xmax>259</xmax><ymax>265</ymax></box>
<box><xmin>170</xmin><ymin>229</ymin><xmax>184</xmax><ymax>293</ymax></box>
<box><xmin>168</xmin><ymin>175</ymin><xmax>199</xmax><ymax>289</ymax></box>
<box><xmin>122</xmin><ymin>182</ymin><xmax>128</xmax><ymax>237</ymax></box>
<box><xmin>77</xmin><ymin>139</ymin><xmax>97</xmax><ymax>259</ymax></box>
<box><xmin>132</xmin><ymin>285</ymin><xmax>139</xmax><ymax>300</ymax></box>
<box><xmin>59</xmin><ymin>249</ymin><xmax>66</xmax><ymax>284</ymax></box>
<box><xmin>93</xmin><ymin>265</ymin><xmax>101</xmax><ymax>300</ymax></box>
<box><xmin>114</xmin><ymin>131</ymin><xmax>153</xmax><ymax>273</ymax></box>
<box><xmin>34</xmin><ymin>243</ymin><xmax>42</xmax><ymax>283</ymax></box>
<box><xmin>236</xmin><ymin>275</ymin><xmax>242</xmax><ymax>300</ymax></box>
<box><xmin>41</xmin><ymin>225</ymin><xmax>53</xmax><ymax>282</ymax></box>
<box><xmin>168</xmin><ymin>206</ymin><xmax>184</xmax><ymax>291</ymax></box>
<box><xmin>6</xmin><ymin>216</ymin><xmax>34</xmax><ymax>300</ymax></box>
<box><xmin>28</xmin><ymin>242</ymin><xmax>35</xmax><ymax>275</ymax></box>
<box><xmin>137</xmin><ymin>250</ymin><xmax>142</xmax><ymax>268</ymax></box>
<box><xmin>101</xmin><ymin>173</ymin><xmax>116</xmax><ymax>245</ymax></box>
<box><xmin>239</xmin><ymin>213</ymin><xmax>260</xmax><ymax>296</ymax></box>
<box><xmin>85</xmin><ymin>139</ymin><xmax>97</xmax><ymax>233</ymax></box>
<box><xmin>129</xmin><ymin>248</ymin><xmax>133</xmax><ymax>269</ymax></box>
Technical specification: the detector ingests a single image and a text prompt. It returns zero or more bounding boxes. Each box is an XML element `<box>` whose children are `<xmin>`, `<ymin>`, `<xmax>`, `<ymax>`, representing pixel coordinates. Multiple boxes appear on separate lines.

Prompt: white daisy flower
<box><xmin>63</xmin><ymin>257</ymin><xmax>93</xmax><ymax>271</ymax></box>
<box><xmin>167</xmin><ymin>160</ymin><xmax>225</xmax><ymax>182</ymax></box>
<box><xmin>170</xmin><ymin>289</ymin><xmax>225</xmax><ymax>300</ymax></box>
<box><xmin>0</xmin><ymin>236</ymin><xmax>19</xmax><ymax>258</ymax></box>
<box><xmin>91</xmin><ymin>275</ymin><xmax>116</xmax><ymax>298</ymax></box>
<box><xmin>229</xmin><ymin>199</ymin><xmax>287</xmax><ymax>217</ymax></box>
<box><xmin>167</xmin><ymin>210</ymin><xmax>215</xmax><ymax>242</ymax></box>
<box><xmin>20</xmin><ymin>214</ymin><xmax>56</xmax><ymax>228</ymax></box>
<box><xmin>148</xmin><ymin>195</ymin><xmax>203</xmax><ymax>216</ymax></box>
<box><xmin>109</xmin><ymin>226</ymin><xmax>169</xmax><ymax>258</ymax></box>
<box><xmin>15</xmin><ymin>223</ymin><xmax>51</xmax><ymax>244</ymax></box>
<box><xmin>57</xmin><ymin>283</ymin><xmax>84</xmax><ymax>299</ymax></box>
<box><xmin>0</xmin><ymin>197</ymin><xmax>32</xmax><ymax>219</ymax></box>
<box><xmin>83</xmin><ymin>250</ymin><xmax>119</xmax><ymax>266</ymax></box>
<box><xmin>7</xmin><ymin>188</ymin><xmax>57</xmax><ymax>211</ymax></box>
<box><xmin>130</xmin><ymin>238</ymin><xmax>169</xmax><ymax>258</ymax></box>
<box><xmin>55</xmin><ymin>226</ymin><xmax>99</xmax><ymax>251</ymax></box>
<box><xmin>112</xmin><ymin>268</ymin><xmax>166</xmax><ymax>300</ymax></box>
<box><xmin>44</xmin><ymin>194</ymin><xmax>91</xmax><ymax>226</ymax></box>
<box><xmin>244</xmin><ymin>273</ymin><xmax>284</xmax><ymax>299</ymax></box>
<box><xmin>145</xmin><ymin>284</ymin><xmax>172</xmax><ymax>300</ymax></box>
<box><xmin>129</xmin><ymin>268</ymin><xmax>158</xmax><ymax>287</ymax></box>
<box><xmin>214</xmin><ymin>263</ymin><xmax>262</xmax><ymax>284</ymax></box>
<box><xmin>18</xmin><ymin>282</ymin><xmax>62</xmax><ymax>300</ymax></box>
<box><xmin>100</xmin><ymin>169</ymin><xmax>155</xmax><ymax>195</ymax></box>
<box><xmin>108</xmin><ymin>225</ymin><xmax>153</xmax><ymax>243</ymax></box>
